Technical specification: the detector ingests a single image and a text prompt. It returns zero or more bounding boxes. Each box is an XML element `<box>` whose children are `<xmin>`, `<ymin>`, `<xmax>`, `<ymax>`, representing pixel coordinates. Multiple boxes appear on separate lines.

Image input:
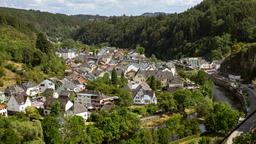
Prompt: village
<box><xmin>0</xmin><ymin>47</ymin><xmax>222</xmax><ymax>120</ymax></box>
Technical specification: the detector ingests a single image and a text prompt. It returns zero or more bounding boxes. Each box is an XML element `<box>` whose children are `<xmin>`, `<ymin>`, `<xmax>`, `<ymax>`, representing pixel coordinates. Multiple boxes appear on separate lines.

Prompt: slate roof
<box><xmin>138</xmin><ymin>70</ymin><xmax>174</xmax><ymax>81</ymax></box>
<box><xmin>22</xmin><ymin>82</ymin><xmax>37</xmax><ymax>89</ymax></box>
<box><xmin>44</xmin><ymin>96</ymin><xmax>70</xmax><ymax>111</ymax></box>
<box><xmin>13</xmin><ymin>92</ymin><xmax>28</xmax><ymax>105</ymax></box>
<box><xmin>5</xmin><ymin>85</ymin><xmax>25</xmax><ymax>96</ymax></box>
<box><xmin>73</xmin><ymin>101</ymin><xmax>88</xmax><ymax>114</ymax></box>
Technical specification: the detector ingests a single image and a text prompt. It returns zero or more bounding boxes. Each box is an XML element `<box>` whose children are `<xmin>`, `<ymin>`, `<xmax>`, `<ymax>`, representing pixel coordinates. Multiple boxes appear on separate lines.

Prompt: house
<box><xmin>125</xmin><ymin>81</ymin><xmax>157</xmax><ymax>105</ymax></box>
<box><xmin>133</xmin><ymin>87</ymin><xmax>157</xmax><ymax>105</ymax></box>
<box><xmin>0</xmin><ymin>104</ymin><xmax>7</xmax><ymax>116</ymax></box>
<box><xmin>0</xmin><ymin>91</ymin><xmax>6</xmax><ymax>103</ymax></box>
<box><xmin>76</xmin><ymin>90</ymin><xmax>103</xmax><ymax>110</ymax></box>
<box><xmin>133</xmin><ymin>72</ymin><xmax>147</xmax><ymax>84</ymax></box>
<box><xmin>5</xmin><ymin>85</ymin><xmax>25</xmax><ymax>96</ymax></box>
<box><xmin>43</xmin><ymin>94</ymin><xmax>73</xmax><ymax>116</ymax></box>
<box><xmin>168</xmin><ymin>77</ymin><xmax>184</xmax><ymax>91</ymax></box>
<box><xmin>22</xmin><ymin>82</ymin><xmax>39</xmax><ymax>96</ymax></box>
<box><xmin>39</xmin><ymin>79</ymin><xmax>55</xmax><ymax>93</ymax></box>
<box><xmin>199</xmin><ymin>59</ymin><xmax>213</xmax><ymax>70</ymax></box>
<box><xmin>73</xmin><ymin>101</ymin><xmax>90</xmax><ymax>120</ymax></box>
<box><xmin>7</xmin><ymin>93</ymin><xmax>31</xmax><ymax>112</ymax></box>
<box><xmin>135</xmin><ymin>70</ymin><xmax>174</xmax><ymax>87</ymax></box>
<box><xmin>61</xmin><ymin>78</ymin><xmax>85</xmax><ymax>92</ymax></box>
<box><xmin>76</xmin><ymin>90</ymin><xmax>117</xmax><ymax>110</ymax></box>
<box><xmin>56</xmin><ymin>48</ymin><xmax>78</xmax><ymax>60</ymax></box>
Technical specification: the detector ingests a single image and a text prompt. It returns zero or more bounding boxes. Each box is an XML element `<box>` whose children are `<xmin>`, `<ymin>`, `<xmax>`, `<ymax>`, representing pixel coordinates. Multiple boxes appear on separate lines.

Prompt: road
<box><xmin>225</xmin><ymin>84</ymin><xmax>256</xmax><ymax>144</ymax></box>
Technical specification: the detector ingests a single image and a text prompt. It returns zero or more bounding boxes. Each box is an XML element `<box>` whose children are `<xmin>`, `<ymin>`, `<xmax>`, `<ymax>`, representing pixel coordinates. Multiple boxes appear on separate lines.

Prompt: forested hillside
<box><xmin>220</xmin><ymin>43</ymin><xmax>256</xmax><ymax>81</ymax></box>
<box><xmin>75</xmin><ymin>0</ymin><xmax>256</xmax><ymax>60</ymax></box>
<box><xmin>0</xmin><ymin>7</ymin><xmax>106</xmax><ymax>39</ymax></box>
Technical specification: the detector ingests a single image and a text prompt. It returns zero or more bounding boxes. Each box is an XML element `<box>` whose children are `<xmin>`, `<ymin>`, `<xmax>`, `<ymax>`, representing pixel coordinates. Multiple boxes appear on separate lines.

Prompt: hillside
<box><xmin>74</xmin><ymin>0</ymin><xmax>256</xmax><ymax>60</ymax></box>
<box><xmin>220</xmin><ymin>43</ymin><xmax>256</xmax><ymax>81</ymax></box>
<box><xmin>0</xmin><ymin>7</ymin><xmax>106</xmax><ymax>39</ymax></box>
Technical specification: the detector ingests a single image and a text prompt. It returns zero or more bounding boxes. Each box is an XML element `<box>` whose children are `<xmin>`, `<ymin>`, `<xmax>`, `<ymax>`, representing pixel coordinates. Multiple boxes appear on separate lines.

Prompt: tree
<box><xmin>50</xmin><ymin>101</ymin><xmax>61</xmax><ymax>117</ymax></box>
<box><xmin>36</xmin><ymin>33</ymin><xmax>53</xmax><ymax>54</ymax></box>
<box><xmin>25</xmin><ymin>106</ymin><xmax>42</xmax><ymax>120</ymax></box>
<box><xmin>42</xmin><ymin>116</ymin><xmax>62</xmax><ymax>144</ymax></box>
<box><xmin>136</xmin><ymin>44</ymin><xmax>145</xmax><ymax>55</ymax></box>
<box><xmin>233</xmin><ymin>132</ymin><xmax>256</xmax><ymax>144</ymax></box>
<box><xmin>61</xmin><ymin>39</ymin><xmax>77</xmax><ymax>49</ymax></box>
<box><xmin>199</xmin><ymin>137</ymin><xmax>211</xmax><ymax>144</ymax></box>
<box><xmin>102</xmin><ymin>73</ymin><xmax>110</xmax><ymax>84</ymax></box>
<box><xmin>157</xmin><ymin>128</ymin><xmax>170</xmax><ymax>144</ymax></box>
<box><xmin>148</xmin><ymin>76</ymin><xmax>157</xmax><ymax>90</ymax></box>
<box><xmin>205</xmin><ymin>102</ymin><xmax>239</xmax><ymax>134</ymax></box>
<box><xmin>195</xmin><ymin>70</ymin><xmax>208</xmax><ymax>85</ymax></box>
<box><xmin>64</xmin><ymin>116</ymin><xmax>89</xmax><ymax>144</ymax></box>
<box><xmin>111</xmin><ymin>69</ymin><xmax>118</xmax><ymax>85</ymax></box>
<box><xmin>157</xmin><ymin>92</ymin><xmax>177</xmax><ymax>112</ymax></box>
<box><xmin>86</xmin><ymin>125</ymin><xmax>104</xmax><ymax>144</ymax></box>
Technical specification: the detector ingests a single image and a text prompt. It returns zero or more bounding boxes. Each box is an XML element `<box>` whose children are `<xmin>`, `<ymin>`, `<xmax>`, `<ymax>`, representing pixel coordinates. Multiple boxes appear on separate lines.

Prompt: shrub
<box><xmin>0</xmin><ymin>67</ymin><xmax>5</xmax><ymax>78</ymax></box>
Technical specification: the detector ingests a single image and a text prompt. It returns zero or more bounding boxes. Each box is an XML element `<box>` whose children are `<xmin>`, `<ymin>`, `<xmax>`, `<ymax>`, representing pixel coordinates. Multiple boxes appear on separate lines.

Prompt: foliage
<box><xmin>75</xmin><ymin>0</ymin><xmax>256</xmax><ymax>60</ymax></box>
<box><xmin>157</xmin><ymin>91</ymin><xmax>177</xmax><ymax>112</ymax></box>
<box><xmin>0</xmin><ymin>116</ymin><xmax>44</xmax><ymax>144</ymax></box>
<box><xmin>111</xmin><ymin>69</ymin><xmax>118</xmax><ymax>85</ymax></box>
<box><xmin>136</xmin><ymin>44</ymin><xmax>145</xmax><ymax>55</ymax></box>
<box><xmin>25</xmin><ymin>106</ymin><xmax>43</xmax><ymax>120</ymax></box>
<box><xmin>63</xmin><ymin>116</ymin><xmax>88</xmax><ymax>144</ymax></box>
<box><xmin>205</xmin><ymin>102</ymin><xmax>240</xmax><ymax>134</ymax></box>
<box><xmin>0</xmin><ymin>67</ymin><xmax>5</xmax><ymax>78</ymax></box>
<box><xmin>42</xmin><ymin>116</ymin><xmax>62</xmax><ymax>144</ymax></box>
<box><xmin>36</xmin><ymin>33</ymin><xmax>53</xmax><ymax>54</ymax></box>
<box><xmin>233</xmin><ymin>132</ymin><xmax>256</xmax><ymax>144</ymax></box>
<box><xmin>50</xmin><ymin>101</ymin><xmax>61</xmax><ymax>117</ymax></box>
<box><xmin>91</xmin><ymin>108</ymin><xmax>140</xmax><ymax>143</ymax></box>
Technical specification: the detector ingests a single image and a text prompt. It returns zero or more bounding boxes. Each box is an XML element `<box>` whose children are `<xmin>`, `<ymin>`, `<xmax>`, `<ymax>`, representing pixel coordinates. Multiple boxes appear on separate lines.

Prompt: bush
<box><xmin>4</xmin><ymin>64</ymin><xmax>17</xmax><ymax>73</ymax></box>
<box><xmin>0</xmin><ymin>67</ymin><xmax>5</xmax><ymax>78</ymax></box>
<box><xmin>0</xmin><ymin>80</ymin><xmax>4</xmax><ymax>87</ymax></box>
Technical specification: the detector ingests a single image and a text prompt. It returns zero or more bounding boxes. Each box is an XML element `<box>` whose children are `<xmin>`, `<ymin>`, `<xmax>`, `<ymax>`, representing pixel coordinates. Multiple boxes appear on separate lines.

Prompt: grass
<box><xmin>142</xmin><ymin>114</ymin><xmax>172</xmax><ymax>128</ymax></box>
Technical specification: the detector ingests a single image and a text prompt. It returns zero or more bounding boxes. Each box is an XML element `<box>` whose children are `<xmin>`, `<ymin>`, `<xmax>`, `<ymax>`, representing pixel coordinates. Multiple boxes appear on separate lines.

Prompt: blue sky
<box><xmin>0</xmin><ymin>0</ymin><xmax>203</xmax><ymax>16</ymax></box>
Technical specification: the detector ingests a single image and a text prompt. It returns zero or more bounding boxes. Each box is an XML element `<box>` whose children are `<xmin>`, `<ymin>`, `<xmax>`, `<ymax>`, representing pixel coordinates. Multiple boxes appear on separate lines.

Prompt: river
<box><xmin>213</xmin><ymin>84</ymin><xmax>241</xmax><ymax>110</ymax></box>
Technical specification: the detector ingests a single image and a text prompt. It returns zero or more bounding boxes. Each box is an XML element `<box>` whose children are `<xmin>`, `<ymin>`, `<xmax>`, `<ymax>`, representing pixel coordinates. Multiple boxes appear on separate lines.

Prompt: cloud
<box><xmin>0</xmin><ymin>0</ymin><xmax>203</xmax><ymax>16</ymax></box>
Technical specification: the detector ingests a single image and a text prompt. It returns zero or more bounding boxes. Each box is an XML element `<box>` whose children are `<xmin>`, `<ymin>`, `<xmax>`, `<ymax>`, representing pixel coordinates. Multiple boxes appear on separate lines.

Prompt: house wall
<box><xmin>0</xmin><ymin>108</ymin><xmax>7</xmax><ymax>116</ymax></box>
<box><xmin>7</xmin><ymin>96</ymin><xmax>20</xmax><ymax>112</ymax></box>
<box><xmin>134</xmin><ymin>74</ymin><xmax>146</xmax><ymax>84</ymax></box>
<box><xmin>19</xmin><ymin>98</ymin><xmax>32</xmax><ymax>112</ymax></box>
<box><xmin>65</xmin><ymin>101</ymin><xmax>73</xmax><ymax>111</ymax></box>
<box><xmin>75</xmin><ymin>112</ymin><xmax>90</xmax><ymax>120</ymax></box>
<box><xmin>26</xmin><ymin>87</ymin><xmax>40</xmax><ymax>96</ymax></box>
<box><xmin>39</xmin><ymin>80</ymin><xmax>55</xmax><ymax>93</ymax></box>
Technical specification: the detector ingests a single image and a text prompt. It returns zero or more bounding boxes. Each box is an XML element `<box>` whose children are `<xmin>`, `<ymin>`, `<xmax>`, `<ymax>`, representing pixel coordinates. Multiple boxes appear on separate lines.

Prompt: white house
<box><xmin>43</xmin><ymin>95</ymin><xmax>73</xmax><ymax>116</ymax></box>
<box><xmin>7</xmin><ymin>93</ymin><xmax>31</xmax><ymax>112</ymax></box>
<box><xmin>133</xmin><ymin>89</ymin><xmax>157</xmax><ymax>105</ymax></box>
<box><xmin>0</xmin><ymin>104</ymin><xmax>7</xmax><ymax>116</ymax></box>
<box><xmin>0</xmin><ymin>92</ymin><xmax>6</xmax><ymax>103</ymax></box>
<box><xmin>39</xmin><ymin>79</ymin><xmax>55</xmax><ymax>93</ymax></box>
<box><xmin>22</xmin><ymin>82</ymin><xmax>40</xmax><ymax>96</ymax></box>
<box><xmin>73</xmin><ymin>101</ymin><xmax>90</xmax><ymax>120</ymax></box>
<box><xmin>56</xmin><ymin>49</ymin><xmax>78</xmax><ymax>60</ymax></box>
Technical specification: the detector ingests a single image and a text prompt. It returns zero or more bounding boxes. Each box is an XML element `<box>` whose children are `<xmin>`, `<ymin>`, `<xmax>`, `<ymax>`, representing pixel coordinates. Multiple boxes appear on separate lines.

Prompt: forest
<box><xmin>75</xmin><ymin>0</ymin><xmax>256</xmax><ymax>60</ymax></box>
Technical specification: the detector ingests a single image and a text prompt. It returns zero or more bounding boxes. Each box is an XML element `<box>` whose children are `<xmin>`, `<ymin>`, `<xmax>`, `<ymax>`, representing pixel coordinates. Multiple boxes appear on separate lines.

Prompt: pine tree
<box><xmin>111</xmin><ymin>69</ymin><xmax>118</xmax><ymax>85</ymax></box>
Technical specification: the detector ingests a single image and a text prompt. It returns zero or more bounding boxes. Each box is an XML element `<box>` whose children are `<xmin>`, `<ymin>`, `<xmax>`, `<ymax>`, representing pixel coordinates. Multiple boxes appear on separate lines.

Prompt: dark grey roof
<box><xmin>13</xmin><ymin>92</ymin><xmax>28</xmax><ymax>105</ymax></box>
<box><xmin>5</xmin><ymin>85</ymin><xmax>25</xmax><ymax>96</ymax></box>
<box><xmin>44</xmin><ymin>96</ymin><xmax>70</xmax><ymax>111</ymax></box>
<box><xmin>73</xmin><ymin>101</ymin><xmax>88</xmax><ymax>114</ymax></box>
<box><xmin>22</xmin><ymin>82</ymin><xmax>37</xmax><ymax>89</ymax></box>
<box><xmin>59</xmin><ymin>90</ymin><xmax>70</xmax><ymax>97</ymax></box>
<box><xmin>138</xmin><ymin>70</ymin><xmax>174</xmax><ymax>81</ymax></box>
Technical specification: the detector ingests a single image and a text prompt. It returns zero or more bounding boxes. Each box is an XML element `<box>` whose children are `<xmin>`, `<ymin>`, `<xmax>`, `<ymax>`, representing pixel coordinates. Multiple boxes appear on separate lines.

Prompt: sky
<box><xmin>0</xmin><ymin>0</ymin><xmax>203</xmax><ymax>16</ymax></box>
